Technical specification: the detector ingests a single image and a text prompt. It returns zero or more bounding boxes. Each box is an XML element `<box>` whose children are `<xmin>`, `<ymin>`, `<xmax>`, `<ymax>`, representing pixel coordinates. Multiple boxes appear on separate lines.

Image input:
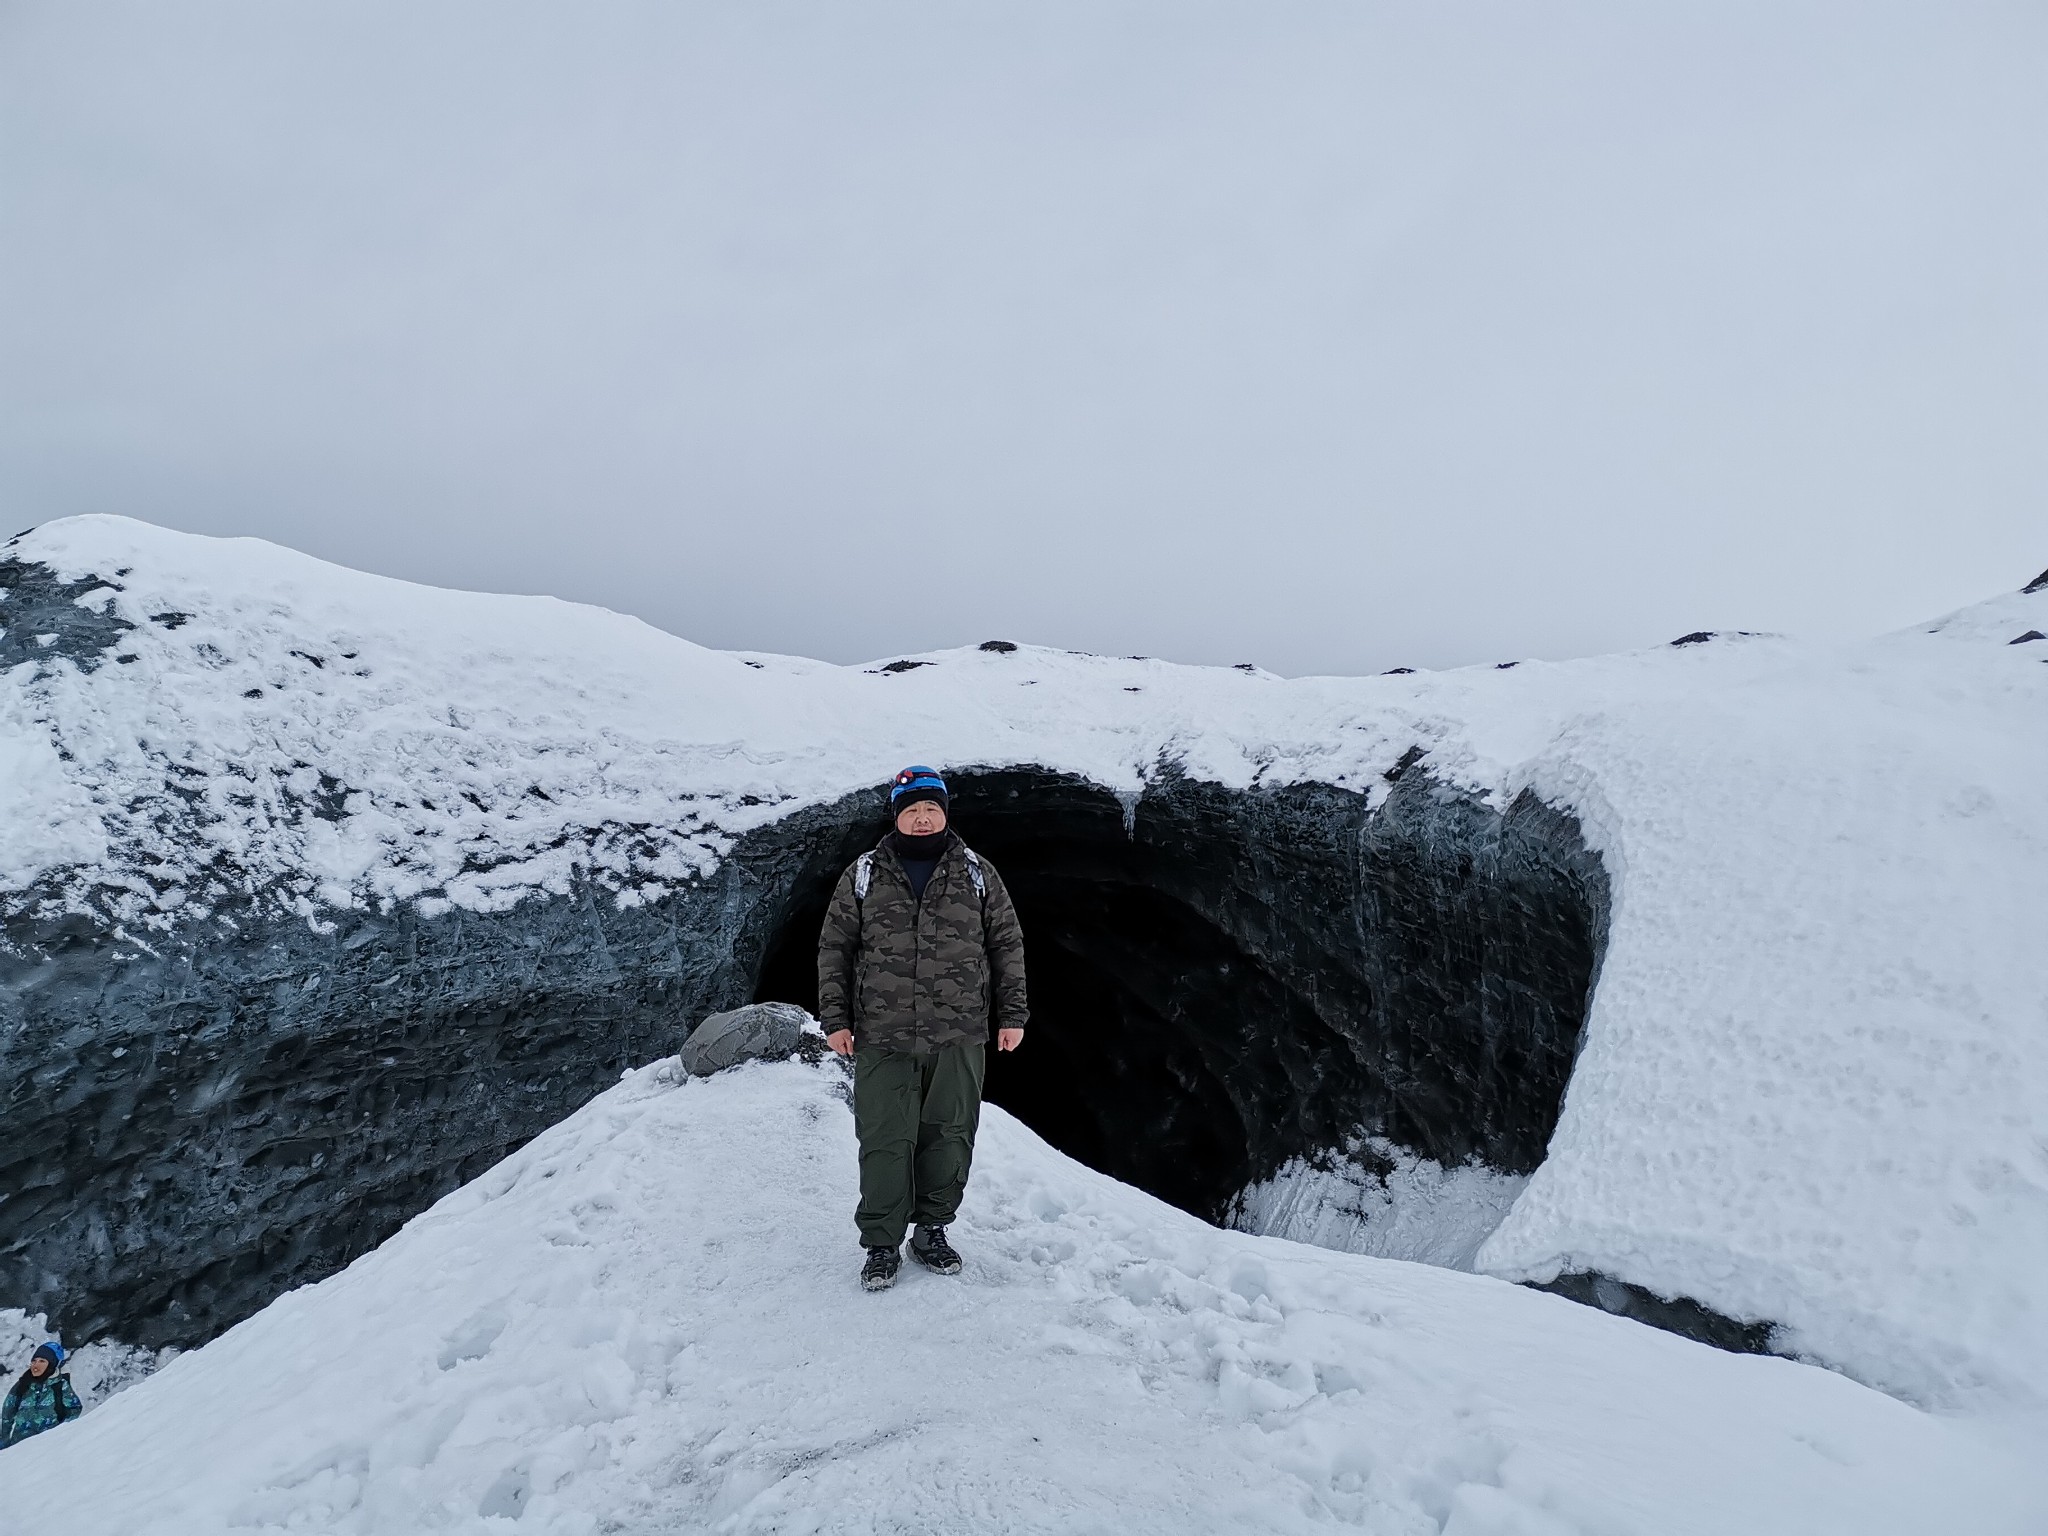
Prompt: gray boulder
<box><xmin>679</xmin><ymin>1002</ymin><xmax>814</xmax><ymax>1077</ymax></box>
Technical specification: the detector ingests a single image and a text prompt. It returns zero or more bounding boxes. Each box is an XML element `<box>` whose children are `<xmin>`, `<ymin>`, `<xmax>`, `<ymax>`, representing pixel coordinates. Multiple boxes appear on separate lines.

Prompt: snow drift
<box><xmin>3</xmin><ymin>516</ymin><xmax>2046</xmax><ymax>1413</ymax></box>
<box><xmin>3</xmin><ymin>1056</ymin><xmax>2039</xmax><ymax>1534</ymax></box>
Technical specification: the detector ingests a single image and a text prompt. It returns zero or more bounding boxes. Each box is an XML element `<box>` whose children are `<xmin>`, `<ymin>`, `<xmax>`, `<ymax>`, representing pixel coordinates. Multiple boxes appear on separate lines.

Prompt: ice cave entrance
<box><xmin>752</xmin><ymin>766</ymin><xmax>1609</xmax><ymax>1239</ymax></box>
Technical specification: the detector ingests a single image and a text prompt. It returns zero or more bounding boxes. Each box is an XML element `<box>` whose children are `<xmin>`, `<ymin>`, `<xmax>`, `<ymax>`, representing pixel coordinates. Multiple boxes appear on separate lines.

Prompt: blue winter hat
<box><xmin>31</xmin><ymin>1342</ymin><xmax>63</xmax><ymax>1368</ymax></box>
<box><xmin>889</xmin><ymin>765</ymin><xmax>948</xmax><ymax>813</ymax></box>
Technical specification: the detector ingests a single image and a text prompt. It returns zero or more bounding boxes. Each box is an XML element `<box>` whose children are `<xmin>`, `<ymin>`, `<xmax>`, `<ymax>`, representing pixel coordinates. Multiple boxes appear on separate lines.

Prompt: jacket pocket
<box><xmin>852</xmin><ymin>951</ymin><xmax>871</xmax><ymax>1025</ymax></box>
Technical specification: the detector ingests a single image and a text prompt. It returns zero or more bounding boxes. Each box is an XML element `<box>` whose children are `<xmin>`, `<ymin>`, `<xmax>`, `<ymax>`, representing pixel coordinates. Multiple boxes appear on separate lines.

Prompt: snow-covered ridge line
<box><xmin>5</xmin><ymin>515</ymin><xmax>2048</xmax><ymax>1413</ymax></box>
<box><xmin>1</xmin><ymin>515</ymin><xmax>1776</xmax><ymax>930</ymax></box>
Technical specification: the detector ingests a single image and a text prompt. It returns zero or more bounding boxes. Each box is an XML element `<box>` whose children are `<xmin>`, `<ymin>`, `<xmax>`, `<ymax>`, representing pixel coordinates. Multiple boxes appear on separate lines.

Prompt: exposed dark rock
<box><xmin>1670</xmin><ymin>630</ymin><xmax>1767</xmax><ymax>647</ymax></box>
<box><xmin>1382</xmin><ymin>667</ymin><xmax>1415</xmax><ymax>675</ymax></box>
<box><xmin>0</xmin><ymin>558</ymin><xmax>134</xmax><ymax>675</ymax></box>
<box><xmin>1537</xmin><ymin>1271</ymin><xmax>1778</xmax><ymax>1355</ymax></box>
<box><xmin>2009</xmin><ymin>631</ymin><xmax>2044</xmax><ymax>645</ymax></box>
<box><xmin>1382</xmin><ymin>746</ymin><xmax>1427</xmax><ymax>784</ymax></box>
<box><xmin>2023</xmin><ymin>568</ymin><xmax>2048</xmax><ymax>594</ymax></box>
<box><xmin>978</xmin><ymin>640</ymin><xmax>1018</xmax><ymax>653</ymax></box>
<box><xmin>873</xmin><ymin>659</ymin><xmax>931</xmax><ymax>674</ymax></box>
<box><xmin>1671</xmin><ymin>626</ymin><xmax>1769</xmax><ymax>647</ymax></box>
<box><xmin>679</xmin><ymin>1002</ymin><xmax>811</xmax><ymax>1077</ymax></box>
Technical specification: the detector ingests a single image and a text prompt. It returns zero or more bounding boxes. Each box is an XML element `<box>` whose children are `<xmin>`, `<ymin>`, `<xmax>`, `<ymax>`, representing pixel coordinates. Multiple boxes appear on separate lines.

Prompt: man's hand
<box><xmin>997</xmin><ymin>1028</ymin><xmax>1024</xmax><ymax>1053</ymax></box>
<box><xmin>827</xmin><ymin>1029</ymin><xmax>855</xmax><ymax>1057</ymax></box>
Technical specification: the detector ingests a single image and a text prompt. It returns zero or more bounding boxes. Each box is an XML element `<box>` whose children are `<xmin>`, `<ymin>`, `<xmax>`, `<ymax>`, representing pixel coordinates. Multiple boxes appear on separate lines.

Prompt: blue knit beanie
<box><xmin>890</xmin><ymin>765</ymin><xmax>948</xmax><ymax>813</ymax></box>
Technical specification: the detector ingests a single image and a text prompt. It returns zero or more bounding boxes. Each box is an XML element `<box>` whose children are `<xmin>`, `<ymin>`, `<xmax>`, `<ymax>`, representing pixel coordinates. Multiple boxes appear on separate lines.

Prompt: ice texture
<box><xmin>1228</xmin><ymin>1136</ymin><xmax>1531</xmax><ymax>1272</ymax></box>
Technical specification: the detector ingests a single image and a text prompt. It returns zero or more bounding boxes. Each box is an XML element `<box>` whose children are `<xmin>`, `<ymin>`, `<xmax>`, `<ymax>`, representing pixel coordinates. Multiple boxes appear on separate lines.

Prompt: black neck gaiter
<box><xmin>890</xmin><ymin>828</ymin><xmax>948</xmax><ymax>862</ymax></box>
<box><xmin>890</xmin><ymin>828</ymin><xmax>949</xmax><ymax>900</ymax></box>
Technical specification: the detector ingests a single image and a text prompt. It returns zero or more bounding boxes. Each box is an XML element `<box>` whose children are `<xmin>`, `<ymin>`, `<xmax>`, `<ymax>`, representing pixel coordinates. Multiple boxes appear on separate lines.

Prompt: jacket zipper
<box><xmin>891</xmin><ymin>837</ymin><xmax>949</xmax><ymax>1051</ymax></box>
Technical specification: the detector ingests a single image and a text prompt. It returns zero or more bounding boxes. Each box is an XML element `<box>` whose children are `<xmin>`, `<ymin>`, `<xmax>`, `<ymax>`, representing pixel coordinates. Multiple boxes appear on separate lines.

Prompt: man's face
<box><xmin>895</xmin><ymin>798</ymin><xmax>947</xmax><ymax>837</ymax></box>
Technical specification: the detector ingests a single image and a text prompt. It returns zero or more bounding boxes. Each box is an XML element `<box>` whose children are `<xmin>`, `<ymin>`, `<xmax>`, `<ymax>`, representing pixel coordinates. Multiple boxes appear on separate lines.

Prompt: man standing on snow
<box><xmin>817</xmin><ymin>765</ymin><xmax>1028</xmax><ymax>1292</ymax></box>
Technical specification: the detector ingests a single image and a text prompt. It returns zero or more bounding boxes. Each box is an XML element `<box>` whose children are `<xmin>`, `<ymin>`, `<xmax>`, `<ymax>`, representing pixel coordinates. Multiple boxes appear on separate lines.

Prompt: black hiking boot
<box><xmin>910</xmin><ymin>1224</ymin><xmax>963</xmax><ymax>1275</ymax></box>
<box><xmin>861</xmin><ymin>1245</ymin><xmax>901</xmax><ymax>1292</ymax></box>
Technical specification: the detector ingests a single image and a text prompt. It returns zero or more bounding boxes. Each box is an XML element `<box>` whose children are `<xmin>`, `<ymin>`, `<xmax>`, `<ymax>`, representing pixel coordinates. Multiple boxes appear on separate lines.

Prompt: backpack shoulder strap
<box><xmin>856</xmin><ymin>843</ymin><xmax>982</xmax><ymax>904</ymax></box>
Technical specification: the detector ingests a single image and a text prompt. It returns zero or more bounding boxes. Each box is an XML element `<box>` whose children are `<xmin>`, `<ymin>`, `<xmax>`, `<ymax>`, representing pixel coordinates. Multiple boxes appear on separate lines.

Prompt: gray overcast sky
<box><xmin>2</xmin><ymin>2</ymin><xmax>2043</xmax><ymax>676</ymax></box>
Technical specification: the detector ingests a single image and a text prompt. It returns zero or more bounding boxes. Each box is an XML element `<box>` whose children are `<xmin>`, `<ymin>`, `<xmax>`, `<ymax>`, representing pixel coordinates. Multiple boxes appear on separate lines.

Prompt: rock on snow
<box><xmin>678</xmin><ymin>1002</ymin><xmax>817</xmax><ymax>1078</ymax></box>
<box><xmin>3</xmin><ymin>1058</ymin><xmax>2039</xmax><ymax>1534</ymax></box>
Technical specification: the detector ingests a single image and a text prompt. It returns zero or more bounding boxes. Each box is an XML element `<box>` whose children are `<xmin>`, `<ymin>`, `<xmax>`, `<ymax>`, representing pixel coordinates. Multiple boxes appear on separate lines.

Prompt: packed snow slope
<box><xmin>4</xmin><ymin>516</ymin><xmax>2047</xmax><ymax>1409</ymax></box>
<box><xmin>3</xmin><ymin>1056</ymin><xmax>2040</xmax><ymax>1536</ymax></box>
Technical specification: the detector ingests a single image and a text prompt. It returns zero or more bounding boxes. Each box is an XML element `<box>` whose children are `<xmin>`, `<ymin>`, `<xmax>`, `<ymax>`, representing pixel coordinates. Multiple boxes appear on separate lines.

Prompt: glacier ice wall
<box><xmin>3</xmin><ymin>748</ymin><xmax>1607</xmax><ymax>1348</ymax></box>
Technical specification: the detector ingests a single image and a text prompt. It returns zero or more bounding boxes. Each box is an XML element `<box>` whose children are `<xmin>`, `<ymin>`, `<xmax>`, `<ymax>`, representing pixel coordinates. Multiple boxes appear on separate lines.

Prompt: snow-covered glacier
<box><xmin>4</xmin><ymin>1056</ymin><xmax>2041</xmax><ymax>1534</ymax></box>
<box><xmin>4</xmin><ymin>515</ymin><xmax>2046</xmax><ymax>1436</ymax></box>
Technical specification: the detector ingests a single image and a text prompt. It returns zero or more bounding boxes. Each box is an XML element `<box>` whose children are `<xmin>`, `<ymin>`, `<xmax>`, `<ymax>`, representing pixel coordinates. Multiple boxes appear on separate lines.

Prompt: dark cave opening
<box><xmin>756</xmin><ymin>832</ymin><xmax>1314</xmax><ymax>1217</ymax></box>
<box><xmin>754</xmin><ymin>766</ymin><xmax>1610</xmax><ymax>1226</ymax></box>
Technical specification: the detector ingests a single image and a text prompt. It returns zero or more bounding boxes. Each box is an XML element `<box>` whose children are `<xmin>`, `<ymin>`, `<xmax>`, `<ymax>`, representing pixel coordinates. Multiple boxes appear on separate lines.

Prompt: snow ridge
<box><xmin>4</xmin><ymin>1060</ymin><xmax>2038</xmax><ymax>1534</ymax></box>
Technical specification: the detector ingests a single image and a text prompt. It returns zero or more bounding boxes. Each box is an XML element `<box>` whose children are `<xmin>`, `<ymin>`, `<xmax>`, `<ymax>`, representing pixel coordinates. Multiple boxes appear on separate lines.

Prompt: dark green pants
<box><xmin>853</xmin><ymin>1041</ymin><xmax>986</xmax><ymax>1249</ymax></box>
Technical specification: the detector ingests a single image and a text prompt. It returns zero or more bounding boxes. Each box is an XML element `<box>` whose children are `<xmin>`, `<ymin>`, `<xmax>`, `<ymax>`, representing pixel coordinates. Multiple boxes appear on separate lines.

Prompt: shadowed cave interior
<box><xmin>752</xmin><ymin>766</ymin><xmax>1610</xmax><ymax>1228</ymax></box>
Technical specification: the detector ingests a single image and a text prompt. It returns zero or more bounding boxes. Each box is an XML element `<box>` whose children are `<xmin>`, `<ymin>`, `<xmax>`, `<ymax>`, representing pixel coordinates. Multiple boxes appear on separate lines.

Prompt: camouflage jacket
<box><xmin>816</xmin><ymin>832</ymin><xmax>1028</xmax><ymax>1052</ymax></box>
